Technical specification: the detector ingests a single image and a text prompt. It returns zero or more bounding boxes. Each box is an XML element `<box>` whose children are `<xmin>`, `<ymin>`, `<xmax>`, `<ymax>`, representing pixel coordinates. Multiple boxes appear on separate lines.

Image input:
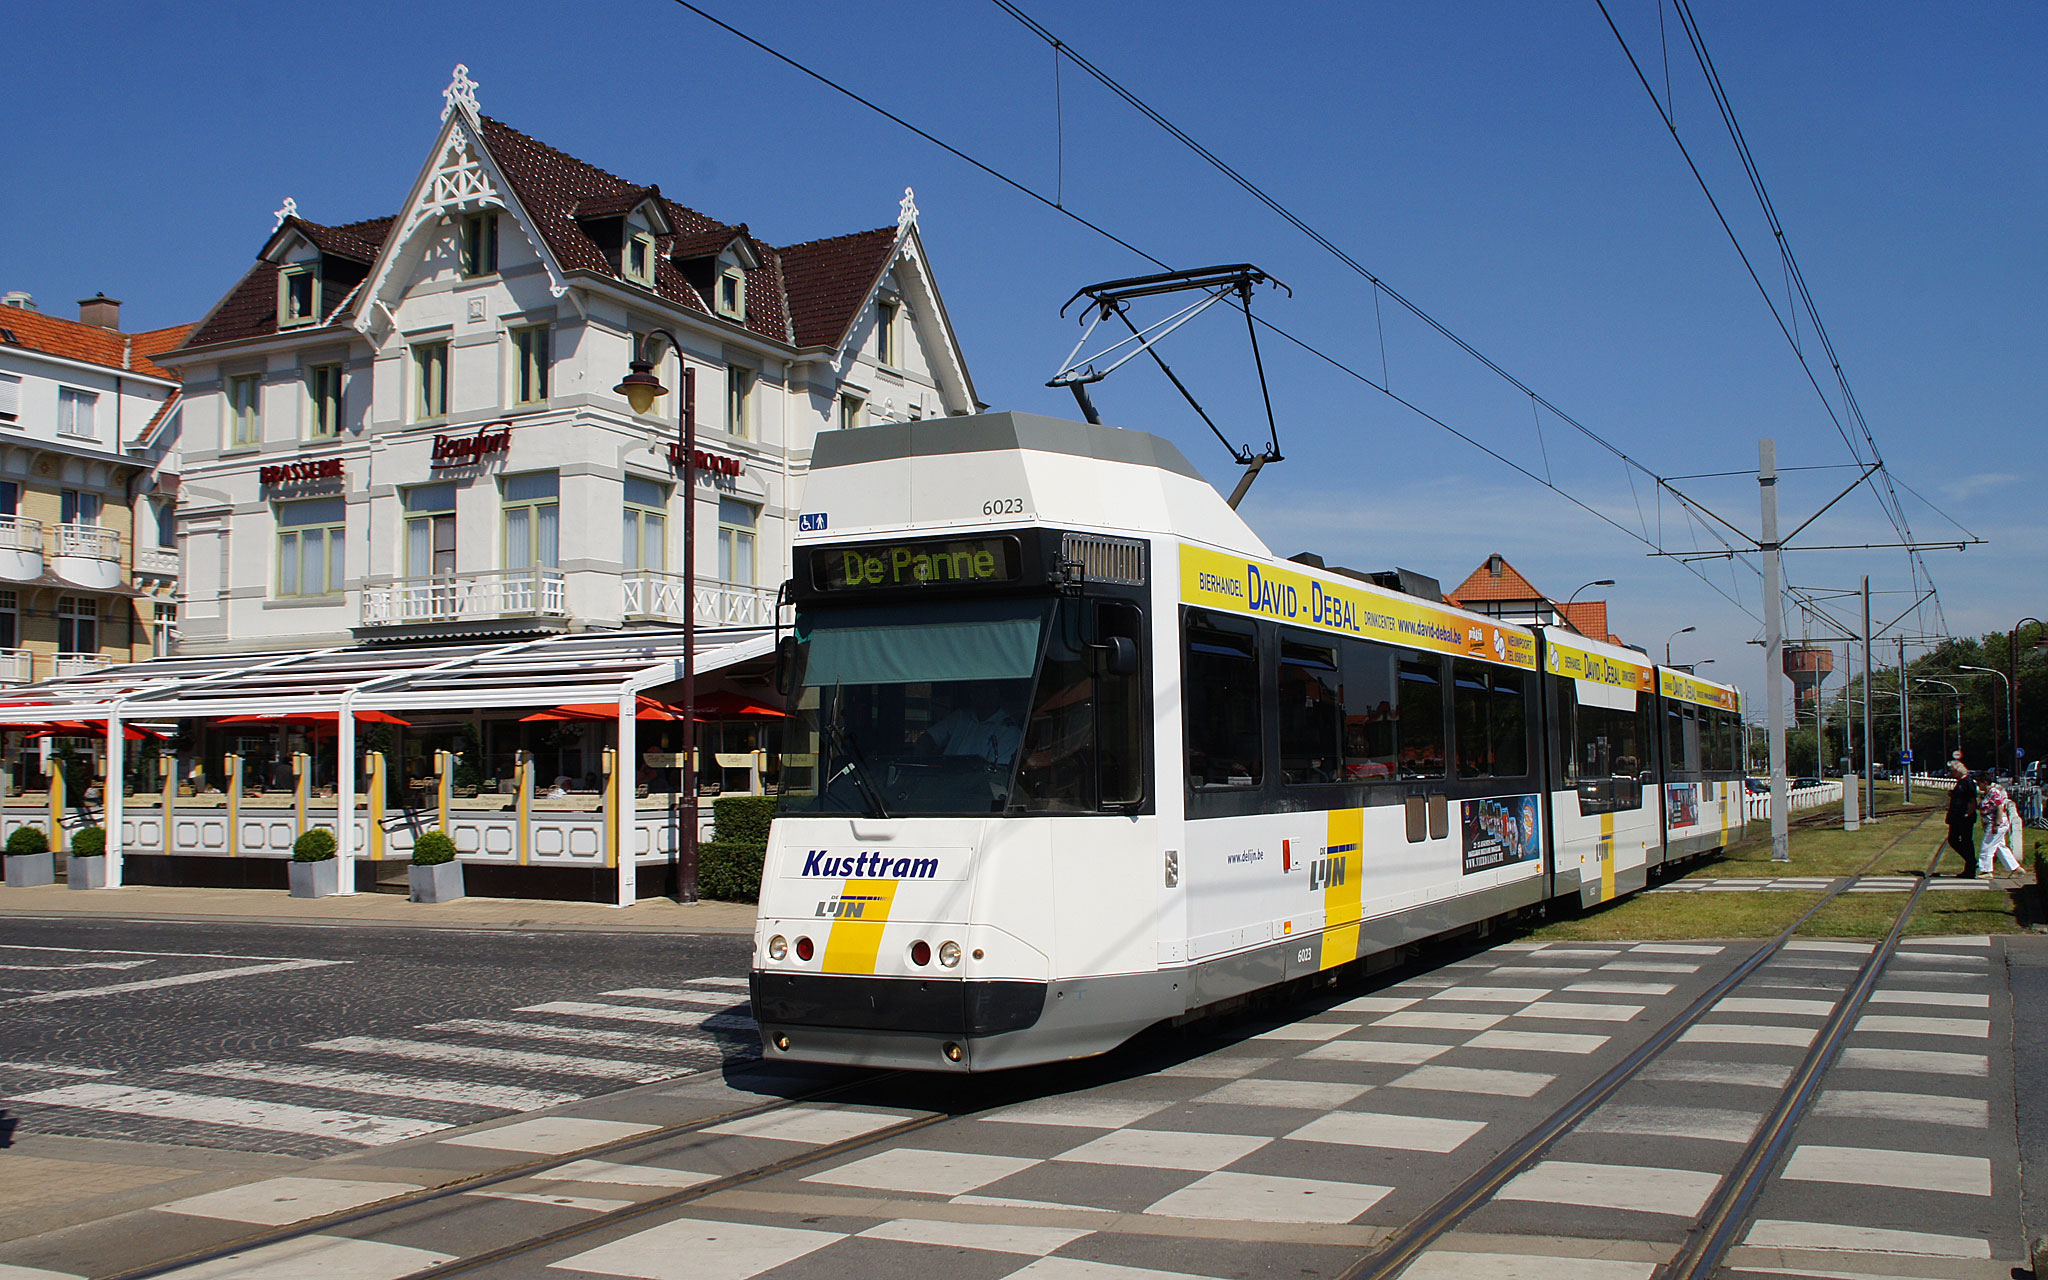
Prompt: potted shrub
<box><xmin>289</xmin><ymin>828</ymin><xmax>341</xmax><ymax>898</ymax></box>
<box><xmin>66</xmin><ymin>826</ymin><xmax>109</xmax><ymax>891</ymax></box>
<box><xmin>4</xmin><ymin>824</ymin><xmax>55</xmax><ymax>888</ymax></box>
<box><xmin>409</xmin><ymin>830</ymin><xmax>464</xmax><ymax>903</ymax></box>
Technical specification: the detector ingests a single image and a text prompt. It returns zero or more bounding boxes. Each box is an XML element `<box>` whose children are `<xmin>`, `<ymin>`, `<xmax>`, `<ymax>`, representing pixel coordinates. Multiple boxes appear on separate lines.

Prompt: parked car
<box><xmin>1794</xmin><ymin>777</ymin><xmax>1823</xmax><ymax>790</ymax></box>
<box><xmin>1745</xmin><ymin>778</ymin><xmax>1768</xmax><ymax>794</ymax></box>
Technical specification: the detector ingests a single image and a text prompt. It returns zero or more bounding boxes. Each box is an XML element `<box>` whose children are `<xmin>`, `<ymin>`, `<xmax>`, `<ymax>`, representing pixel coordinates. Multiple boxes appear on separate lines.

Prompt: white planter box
<box><xmin>409</xmin><ymin>861</ymin><xmax>465</xmax><ymax>904</ymax></box>
<box><xmin>5</xmin><ymin>852</ymin><xmax>55</xmax><ymax>887</ymax></box>
<box><xmin>289</xmin><ymin>859</ymin><xmax>341</xmax><ymax>898</ymax></box>
<box><xmin>66</xmin><ymin>854</ymin><xmax>108</xmax><ymax>890</ymax></box>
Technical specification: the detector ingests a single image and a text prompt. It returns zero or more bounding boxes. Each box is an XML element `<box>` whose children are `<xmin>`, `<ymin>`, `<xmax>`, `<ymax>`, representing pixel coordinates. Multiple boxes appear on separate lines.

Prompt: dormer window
<box><xmin>460</xmin><ymin>213</ymin><xmax>499</xmax><ymax>277</ymax></box>
<box><xmin>279</xmin><ymin>265</ymin><xmax>319</xmax><ymax>328</ymax></box>
<box><xmin>625</xmin><ymin>231</ymin><xmax>657</xmax><ymax>287</ymax></box>
<box><xmin>876</xmin><ymin>298</ymin><xmax>900</xmax><ymax>367</ymax></box>
<box><xmin>717</xmin><ymin>267</ymin><xmax>746</xmax><ymax>320</ymax></box>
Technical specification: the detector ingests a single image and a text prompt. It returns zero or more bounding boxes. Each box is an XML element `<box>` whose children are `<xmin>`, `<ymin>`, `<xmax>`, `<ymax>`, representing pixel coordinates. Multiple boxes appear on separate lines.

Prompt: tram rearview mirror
<box><xmin>773</xmin><ymin>636</ymin><xmax>801</xmax><ymax>697</ymax></box>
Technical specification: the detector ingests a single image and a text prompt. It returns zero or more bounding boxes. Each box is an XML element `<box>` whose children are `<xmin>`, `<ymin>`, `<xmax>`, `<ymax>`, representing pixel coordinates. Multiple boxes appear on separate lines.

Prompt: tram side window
<box><xmin>1572</xmin><ymin>685</ymin><xmax>1648</xmax><ymax>814</ymax></box>
<box><xmin>1280</xmin><ymin>639</ymin><xmax>1344</xmax><ymax>783</ymax></box>
<box><xmin>1706</xmin><ymin>709</ymin><xmax>1738</xmax><ymax>773</ymax></box>
<box><xmin>1398</xmin><ymin>656</ymin><xmax>1447</xmax><ymax>779</ymax></box>
<box><xmin>1185</xmin><ymin>619</ymin><xmax>1262</xmax><ymax>788</ymax></box>
<box><xmin>1667</xmin><ymin>703</ymin><xmax>1700</xmax><ymax>773</ymax></box>
<box><xmin>1340</xmin><ymin>641</ymin><xmax>1399</xmax><ymax>781</ymax></box>
<box><xmin>1453</xmin><ymin>660</ymin><xmax>1529</xmax><ymax>779</ymax></box>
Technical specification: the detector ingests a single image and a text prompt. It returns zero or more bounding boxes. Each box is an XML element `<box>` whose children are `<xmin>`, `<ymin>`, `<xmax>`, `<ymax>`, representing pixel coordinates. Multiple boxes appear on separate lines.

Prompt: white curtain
<box><xmin>536</xmin><ymin>503</ymin><xmax>558</xmax><ymax>569</ymax></box>
<box><xmin>505</xmin><ymin>507</ymin><xmax>531</xmax><ymax>572</ymax></box>
<box><xmin>406</xmin><ymin>517</ymin><xmax>431</xmax><ymax>579</ymax></box>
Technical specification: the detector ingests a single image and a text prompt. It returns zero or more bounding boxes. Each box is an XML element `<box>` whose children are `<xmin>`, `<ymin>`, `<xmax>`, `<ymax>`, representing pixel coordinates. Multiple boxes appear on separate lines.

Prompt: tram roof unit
<box><xmin>802</xmin><ymin>411</ymin><xmax>1539</xmax><ymax>671</ymax></box>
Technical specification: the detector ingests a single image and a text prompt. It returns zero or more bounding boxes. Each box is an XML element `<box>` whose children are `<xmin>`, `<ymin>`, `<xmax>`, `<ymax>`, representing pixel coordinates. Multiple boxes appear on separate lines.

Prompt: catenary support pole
<box><xmin>1762</xmin><ymin>440</ymin><xmax>1789</xmax><ymax>862</ymax></box>
<box><xmin>1900</xmin><ymin>636</ymin><xmax>1913</xmax><ymax>804</ymax></box>
<box><xmin>1863</xmin><ymin>576</ymin><xmax>1876</xmax><ymax>815</ymax></box>
<box><xmin>1844</xmin><ymin>639</ymin><xmax>1860</xmax><ymax>831</ymax></box>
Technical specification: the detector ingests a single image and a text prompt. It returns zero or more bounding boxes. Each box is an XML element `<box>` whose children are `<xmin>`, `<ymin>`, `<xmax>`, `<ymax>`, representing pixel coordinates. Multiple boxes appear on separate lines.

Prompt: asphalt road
<box><xmin>0</xmin><ymin>917</ymin><xmax>757</xmax><ymax>1158</ymax></box>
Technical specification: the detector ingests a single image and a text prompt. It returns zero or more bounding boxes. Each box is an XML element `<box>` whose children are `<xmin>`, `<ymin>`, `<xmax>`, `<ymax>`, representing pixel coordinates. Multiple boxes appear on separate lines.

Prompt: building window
<box><xmin>460</xmin><ymin>213</ymin><xmax>498</xmax><ymax>277</ymax></box>
<box><xmin>512</xmin><ymin>325</ymin><xmax>550</xmax><ymax>405</ymax></box>
<box><xmin>726</xmin><ymin>367</ymin><xmax>752</xmax><ymax>438</ymax></box>
<box><xmin>60</xmin><ymin>490</ymin><xmax>102</xmax><ymax>526</ymax></box>
<box><xmin>501</xmin><ymin>472</ymin><xmax>559</xmax><ymax>571</ymax></box>
<box><xmin>0</xmin><ymin>374</ymin><xmax>19</xmax><ymax>424</ymax></box>
<box><xmin>0</xmin><ymin>481</ymin><xmax>18</xmax><ymax>518</ymax></box>
<box><xmin>717</xmin><ymin>498</ymin><xmax>757</xmax><ymax>586</ymax></box>
<box><xmin>838</xmin><ymin>392</ymin><xmax>863</xmax><ymax>431</ymax></box>
<box><xmin>308</xmin><ymin>363</ymin><xmax>343</xmax><ymax>438</ymax></box>
<box><xmin>622</xmin><ymin>476</ymin><xmax>667</xmax><ymax>573</ymax></box>
<box><xmin>624</xmin><ymin>231</ymin><xmax>657</xmax><ymax>287</ymax></box>
<box><xmin>57</xmin><ymin>388</ymin><xmax>96</xmax><ymax>439</ymax></box>
<box><xmin>717</xmin><ymin>268</ymin><xmax>746</xmax><ymax>320</ymax></box>
<box><xmin>0</xmin><ymin>589</ymin><xmax>17</xmax><ymax>650</ymax></box>
<box><xmin>413</xmin><ymin>340</ymin><xmax>448</xmax><ymax>421</ymax></box>
<box><xmin>56</xmin><ymin>596</ymin><xmax>97</xmax><ymax>655</ymax></box>
<box><xmin>275</xmin><ymin>497</ymin><xmax>345</xmax><ymax>597</ymax></box>
<box><xmin>403</xmin><ymin>483</ymin><xmax>456</xmax><ymax>579</ymax></box>
<box><xmin>152</xmin><ymin>601</ymin><xmax>175</xmax><ymax>658</ymax></box>
<box><xmin>876</xmin><ymin>299</ymin><xmax>899</xmax><ymax>366</ymax></box>
<box><xmin>154</xmin><ymin>498</ymin><xmax>176</xmax><ymax>548</ymax></box>
<box><xmin>279</xmin><ymin>265</ymin><xmax>319</xmax><ymax>328</ymax></box>
<box><xmin>227</xmin><ymin>373</ymin><xmax>262</xmax><ymax>447</ymax></box>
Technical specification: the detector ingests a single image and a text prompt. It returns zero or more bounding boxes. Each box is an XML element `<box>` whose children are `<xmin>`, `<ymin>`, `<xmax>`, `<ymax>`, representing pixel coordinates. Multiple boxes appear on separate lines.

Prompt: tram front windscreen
<box><xmin>779</xmin><ymin>598</ymin><xmax>1051</xmax><ymax>817</ymax></box>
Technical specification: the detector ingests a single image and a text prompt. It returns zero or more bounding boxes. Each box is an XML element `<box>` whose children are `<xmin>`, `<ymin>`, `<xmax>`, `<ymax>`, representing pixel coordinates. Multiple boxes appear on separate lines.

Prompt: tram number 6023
<box><xmin>1296</xmin><ymin>947</ymin><xmax>1313</xmax><ymax>965</ymax></box>
<box><xmin>982</xmin><ymin>497</ymin><xmax>1024</xmax><ymax>516</ymax></box>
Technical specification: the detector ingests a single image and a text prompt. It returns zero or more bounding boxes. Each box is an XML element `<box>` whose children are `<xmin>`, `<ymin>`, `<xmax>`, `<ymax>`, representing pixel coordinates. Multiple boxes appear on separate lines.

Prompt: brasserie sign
<box><xmin>259</xmin><ymin>457</ymin><xmax>343</xmax><ymax>486</ymax></box>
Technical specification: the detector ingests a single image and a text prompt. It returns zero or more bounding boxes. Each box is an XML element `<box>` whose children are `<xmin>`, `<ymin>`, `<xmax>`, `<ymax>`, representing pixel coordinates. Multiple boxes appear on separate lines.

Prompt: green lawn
<box><xmin>1797</xmin><ymin>889</ymin><xmax>2027</xmax><ymax>939</ymax></box>
<box><xmin>1683</xmin><ymin>802</ymin><xmax>1947</xmax><ymax>879</ymax></box>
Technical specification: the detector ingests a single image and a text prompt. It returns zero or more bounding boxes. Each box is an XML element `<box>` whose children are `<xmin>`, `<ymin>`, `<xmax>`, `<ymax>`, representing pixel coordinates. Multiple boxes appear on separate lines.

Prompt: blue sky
<box><xmin>6</xmin><ymin>1</ymin><xmax>2039</xmax><ymax>705</ymax></box>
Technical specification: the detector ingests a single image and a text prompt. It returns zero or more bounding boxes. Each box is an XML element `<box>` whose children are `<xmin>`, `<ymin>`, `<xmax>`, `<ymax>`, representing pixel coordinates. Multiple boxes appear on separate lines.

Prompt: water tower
<box><xmin>1784</xmin><ymin>645</ymin><xmax>1834</xmax><ymax>713</ymax></box>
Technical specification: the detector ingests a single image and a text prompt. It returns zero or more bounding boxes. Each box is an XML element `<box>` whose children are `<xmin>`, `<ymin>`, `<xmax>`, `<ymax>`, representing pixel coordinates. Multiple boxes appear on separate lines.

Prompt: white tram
<box><xmin>750</xmin><ymin>411</ymin><xmax>1746</xmax><ymax>1071</ymax></box>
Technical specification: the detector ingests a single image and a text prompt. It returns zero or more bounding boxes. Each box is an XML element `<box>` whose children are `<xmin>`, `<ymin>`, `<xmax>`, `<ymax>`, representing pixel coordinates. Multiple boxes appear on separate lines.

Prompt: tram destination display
<box><xmin>813</xmin><ymin>535</ymin><xmax>1022</xmax><ymax>593</ymax></box>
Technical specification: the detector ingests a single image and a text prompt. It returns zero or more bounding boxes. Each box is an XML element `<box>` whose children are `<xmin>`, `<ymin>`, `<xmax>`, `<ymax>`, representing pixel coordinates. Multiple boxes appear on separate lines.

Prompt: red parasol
<box><xmin>519</xmin><ymin>695</ymin><xmax>686</xmax><ymax>723</ymax></box>
<box><xmin>690</xmin><ymin>690</ymin><xmax>788</xmax><ymax>719</ymax></box>
<box><xmin>216</xmin><ymin>710</ymin><xmax>411</xmax><ymax>728</ymax></box>
<box><xmin>26</xmin><ymin>721</ymin><xmax>163</xmax><ymax>742</ymax></box>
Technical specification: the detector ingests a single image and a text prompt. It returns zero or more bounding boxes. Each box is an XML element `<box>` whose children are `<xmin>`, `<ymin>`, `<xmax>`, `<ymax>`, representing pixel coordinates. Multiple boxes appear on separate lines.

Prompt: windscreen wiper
<box><xmin>823</xmin><ymin>687</ymin><xmax>890</xmax><ymax>819</ymax></box>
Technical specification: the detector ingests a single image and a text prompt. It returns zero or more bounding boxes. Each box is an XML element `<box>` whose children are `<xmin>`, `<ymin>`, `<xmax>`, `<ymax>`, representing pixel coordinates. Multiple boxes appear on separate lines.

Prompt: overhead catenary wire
<box><xmin>662</xmin><ymin>0</ymin><xmax>1908</xmax><ymax>628</ymax></box>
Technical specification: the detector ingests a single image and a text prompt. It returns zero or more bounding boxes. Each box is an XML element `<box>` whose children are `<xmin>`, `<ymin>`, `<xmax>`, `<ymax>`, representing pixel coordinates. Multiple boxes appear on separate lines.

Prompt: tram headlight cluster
<box><xmin>795</xmin><ymin>936</ymin><xmax>814</xmax><ymax>962</ymax></box>
<box><xmin>767</xmin><ymin>934</ymin><xmax>788</xmax><ymax>961</ymax></box>
<box><xmin>938</xmin><ymin>941</ymin><xmax>962</xmax><ymax>968</ymax></box>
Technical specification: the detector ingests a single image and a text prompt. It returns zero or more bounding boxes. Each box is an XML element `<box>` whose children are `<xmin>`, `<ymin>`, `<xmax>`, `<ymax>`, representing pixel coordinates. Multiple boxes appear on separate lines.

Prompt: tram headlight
<box><xmin>909</xmin><ymin>939</ymin><xmax>932</xmax><ymax>967</ymax></box>
<box><xmin>938</xmin><ymin>941</ymin><xmax>962</xmax><ymax>968</ymax></box>
<box><xmin>767</xmin><ymin>934</ymin><xmax>788</xmax><ymax>961</ymax></box>
<box><xmin>795</xmin><ymin>936</ymin><xmax>814</xmax><ymax>962</ymax></box>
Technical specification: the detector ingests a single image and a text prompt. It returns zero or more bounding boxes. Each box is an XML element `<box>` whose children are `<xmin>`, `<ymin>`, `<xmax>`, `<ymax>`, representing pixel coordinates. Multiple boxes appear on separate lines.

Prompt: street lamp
<box><xmin>2009</xmin><ymin>617</ymin><xmax>2045</xmax><ymax>779</ymax></box>
<box><xmin>614</xmin><ymin>332</ymin><xmax>700</xmax><ymax>902</ymax></box>
<box><xmin>1665</xmin><ymin>625</ymin><xmax>1696</xmax><ymax>666</ymax></box>
<box><xmin>1959</xmin><ymin>665</ymin><xmax>2010</xmax><ymax>777</ymax></box>
<box><xmin>1914</xmin><ymin>678</ymin><xmax>1962</xmax><ymax>764</ymax></box>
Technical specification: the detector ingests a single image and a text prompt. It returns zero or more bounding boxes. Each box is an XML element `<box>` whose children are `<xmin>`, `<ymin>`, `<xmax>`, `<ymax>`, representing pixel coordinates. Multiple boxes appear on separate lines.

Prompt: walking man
<box><xmin>1945</xmin><ymin>760</ymin><xmax>1979</xmax><ymax>876</ymax></box>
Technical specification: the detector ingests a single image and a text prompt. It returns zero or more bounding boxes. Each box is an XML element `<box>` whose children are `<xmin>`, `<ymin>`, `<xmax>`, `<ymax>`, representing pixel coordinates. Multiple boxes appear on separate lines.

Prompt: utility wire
<box><xmin>667</xmin><ymin>0</ymin><xmax>1792</xmax><ymax>623</ymax></box>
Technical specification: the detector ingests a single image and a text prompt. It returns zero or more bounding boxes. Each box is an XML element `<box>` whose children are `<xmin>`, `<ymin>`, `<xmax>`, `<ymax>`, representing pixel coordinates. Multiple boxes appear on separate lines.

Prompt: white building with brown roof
<box><xmin>158</xmin><ymin>66</ymin><xmax>977</xmax><ymax>656</ymax></box>
<box><xmin>0</xmin><ymin>291</ymin><xmax>188</xmax><ymax>685</ymax></box>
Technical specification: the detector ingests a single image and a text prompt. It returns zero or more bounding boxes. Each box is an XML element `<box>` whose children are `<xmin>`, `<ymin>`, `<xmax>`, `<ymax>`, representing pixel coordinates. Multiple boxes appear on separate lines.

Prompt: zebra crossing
<box><xmin>1651</xmin><ymin>874</ymin><xmax>1999</xmax><ymax>893</ymax></box>
<box><xmin>1</xmin><ymin>978</ymin><xmax>761</xmax><ymax>1157</ymax></box>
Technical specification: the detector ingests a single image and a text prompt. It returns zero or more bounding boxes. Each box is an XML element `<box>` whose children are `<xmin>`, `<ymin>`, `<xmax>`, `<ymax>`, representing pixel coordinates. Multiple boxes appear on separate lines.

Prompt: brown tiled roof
<box><xmin>1446</xmin><ymin>554</ymin><xmax>1545</xmax><ymax>606</ymax></box>
<box><xmin>184</xmin><ymin>114</ymin><xmax>903</xmax><ymax>355</ymax></box>
<box><xmin>781</xmin><ymin>226</ymin><xmax>898</xmax><ymax>349</ymax></box>
<box><xmin>1556</xmin><ymin>600</ymin><xmax>1609</xmax><ymax>640</ymax></box>
<box><xmin>0</xmin><ymin>306</ymin><xmax>191</xmax><ymax>381</ymax></box>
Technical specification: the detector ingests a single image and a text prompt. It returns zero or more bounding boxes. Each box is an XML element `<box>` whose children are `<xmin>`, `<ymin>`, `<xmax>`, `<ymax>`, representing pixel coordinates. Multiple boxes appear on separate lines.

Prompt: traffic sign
<box><xmin>1900</xmin><ymin>750</ymin><xmax>1912</xmax><ymax>763</ymax></box>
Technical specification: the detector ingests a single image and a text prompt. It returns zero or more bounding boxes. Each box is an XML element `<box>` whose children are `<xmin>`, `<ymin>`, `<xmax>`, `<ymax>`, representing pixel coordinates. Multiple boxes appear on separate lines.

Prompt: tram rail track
<box><xmin>97</xmin><ymin>803</ymin><xmax>1951</xmax><ymax>1280</ymax></box>
<box><xmin>1342</xmin><ymin>806</ymin><xmax>1948</xmax><ymax>1280</ymax></box>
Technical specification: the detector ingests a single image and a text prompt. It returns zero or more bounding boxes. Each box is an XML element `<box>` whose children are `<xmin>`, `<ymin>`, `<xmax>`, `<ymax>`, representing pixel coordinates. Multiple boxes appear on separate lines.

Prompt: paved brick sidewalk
<box><xmin>0</xmin><ymin>883</ymin><xmax>757</xmax><ymax>933</ymax></box>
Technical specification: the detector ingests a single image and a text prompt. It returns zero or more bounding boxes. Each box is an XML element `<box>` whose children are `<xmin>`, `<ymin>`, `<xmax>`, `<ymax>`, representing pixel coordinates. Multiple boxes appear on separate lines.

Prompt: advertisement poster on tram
<box><xmin>1667</xmin><ymin>782</ymin><xmax>1700</xmax><ymax>829</ymax></box>
<box><xmin>1462</xmin><ymin>794</ymin><xmax>1542</xmax><ymax>874</ymax></box>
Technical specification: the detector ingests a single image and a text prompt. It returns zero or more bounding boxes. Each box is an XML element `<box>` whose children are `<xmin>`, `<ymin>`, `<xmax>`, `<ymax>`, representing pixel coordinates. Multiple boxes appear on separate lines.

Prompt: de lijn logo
<box><xmin>1307</xmin><ymin>847</ymin><xmax>1351</xmax><ymax>892</ymax></box>
<box><xmin>816</xmin><ymin>892</ymin><xmax>886</xmax><ymax>918</ymax></box>
<box><xmin>800</xmin><ymin>850</ymin><xmax>940</xmax><ymax>879</ymax></box>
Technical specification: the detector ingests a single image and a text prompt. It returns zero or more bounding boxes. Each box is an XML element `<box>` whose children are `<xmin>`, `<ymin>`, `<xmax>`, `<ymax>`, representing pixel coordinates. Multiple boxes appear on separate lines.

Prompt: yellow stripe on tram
<box><xmin>821</xmin><ymin>879</ymin><xmax>899</xmax><ymax>975</ymax></box>
<box><xmin>1321</xmin><ymin>808</ymin><xmax>1365</xmax><ymax>971</ymax></box>
<box><xmin>1600</xmin><ymin>810</ymin><xmax>1616</xmax><ymax>903</ymax></box>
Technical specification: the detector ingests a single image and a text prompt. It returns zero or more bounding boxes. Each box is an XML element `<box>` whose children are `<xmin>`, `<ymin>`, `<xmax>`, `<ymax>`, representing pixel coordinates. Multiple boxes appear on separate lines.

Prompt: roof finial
<box><xmin>272</xmin><ymin>196</ymin><xmax>298</xmax><ymax>230</ymax></box>
<box><xmin>442</xmin><ymin>63</ymin><xmax>481</xmax><ymax>122</ymax></box>
<box><xmin>898</xmin><ymin>186</ymin><xmax>919</xmax><ymax>230</ymax></box>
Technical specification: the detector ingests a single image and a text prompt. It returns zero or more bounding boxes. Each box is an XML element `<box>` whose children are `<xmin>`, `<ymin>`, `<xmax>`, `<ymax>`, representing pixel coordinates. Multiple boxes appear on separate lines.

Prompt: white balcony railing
<box><xmin>622</xmin><ymin>572</ymin><xmax>781</xmax><ymax>628</ymax></box>
<box><xmin>135</xmin><ymin>546</ymin><xmax>180</xmax><ymax>577</ymax></box>
<box><xmin>360</xmin><ymin>568</ymin><xmax>567</xmax><ymax>627</ymax></box>
<box><xmin>53</xmin><ymin>652</ymin><xmax>114</xmax><ymax>678</ymax></box>
<box><xmin>0</xmin><ymin>517</ymin><xmax>42</xmax><ymax>551</ymax></box>
<box><xmin>0</xmin><ymin>649</ymin><xmax>32</xmax><ymax>683</ymax></box>
<box><xmin>52</xmin><ymin>523</ymin><xmax>122</xmax><ymax>561</ymax></box>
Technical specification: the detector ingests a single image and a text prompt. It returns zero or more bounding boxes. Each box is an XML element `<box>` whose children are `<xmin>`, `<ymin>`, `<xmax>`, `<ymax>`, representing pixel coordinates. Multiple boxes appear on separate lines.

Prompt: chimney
<box><xmin>78</xmin><ymin>293</ymin><xmax>122</xmax><ymax>330</ymax></box>
<box><xmin>0</xmin><ymin>291</ymin><xmax>34</xmax><ymax>311</ymax></box>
